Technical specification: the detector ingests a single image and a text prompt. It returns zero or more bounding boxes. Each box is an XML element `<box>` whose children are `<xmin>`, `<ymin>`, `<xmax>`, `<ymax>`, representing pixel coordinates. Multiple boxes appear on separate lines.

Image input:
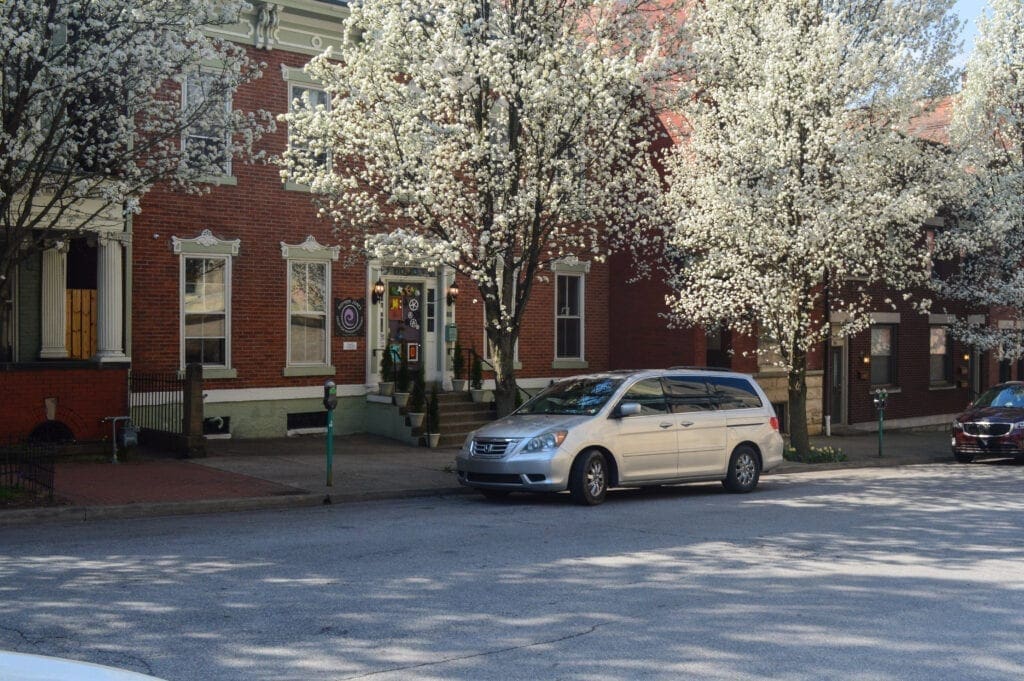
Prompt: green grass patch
<box><xmin>784</xmin><ymin>445</ymin><xmax>847</xmax><ymax>463</ymax></box>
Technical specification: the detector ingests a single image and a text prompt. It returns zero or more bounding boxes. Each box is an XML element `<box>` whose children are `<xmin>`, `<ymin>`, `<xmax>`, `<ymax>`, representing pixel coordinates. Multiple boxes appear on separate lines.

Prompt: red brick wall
<box><xmin>132</xmin><ymin>46</ymin><xmax>614</xmax><ymax>388</ymax></box>
<box><xmin>0</xmin><ymin>366</ymin><xmax>128</xmax><ymax>441</ymax></box>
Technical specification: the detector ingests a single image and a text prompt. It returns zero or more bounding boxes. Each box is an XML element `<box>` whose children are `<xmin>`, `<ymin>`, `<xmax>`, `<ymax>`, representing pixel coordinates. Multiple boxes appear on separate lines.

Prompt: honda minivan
<box><xmin>455</xmin><ymin>368</ymin><xmax>784</xmax><ymax>505</ymax></box>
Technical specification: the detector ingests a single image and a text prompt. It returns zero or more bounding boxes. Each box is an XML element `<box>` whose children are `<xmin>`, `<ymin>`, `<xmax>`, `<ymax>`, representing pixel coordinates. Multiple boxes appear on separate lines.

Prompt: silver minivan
<box><xmin>455</xmin><ymin>369</ymin><xmax>784</xmax><ymax>505</ymax></box>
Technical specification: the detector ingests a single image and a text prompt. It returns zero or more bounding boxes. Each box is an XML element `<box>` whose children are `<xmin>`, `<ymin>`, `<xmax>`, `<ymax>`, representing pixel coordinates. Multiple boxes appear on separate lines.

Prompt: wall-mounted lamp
<box><xmin>446</xmin><ymin>283</ymin><xmax>459</xmax><ymax>306</ymax></box>
<box><xmin>371</xmin><ymin>278</ymin><xmax>386</xmax><ymax>305</ymax></box>
<box><xmin>861</xmin><ymin>354</ymin><xmax>871</xmax><ymax>365</ymax></box>
<box><xmin>962</xmin><ymin>353</ymin><xmax>971</xmax><ymax>362</ymax></box>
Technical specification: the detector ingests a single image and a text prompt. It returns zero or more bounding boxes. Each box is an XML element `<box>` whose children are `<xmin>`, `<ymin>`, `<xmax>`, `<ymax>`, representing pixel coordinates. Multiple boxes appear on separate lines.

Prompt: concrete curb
<box><xmin>0</xmin><ymin>486</ymin><xmax>473</xmax><ymax>527</ymax></box>
<box><xmin>771</xmin><ymin>456</ymin><xmax>953</xmax><ymax>475</ymax></box>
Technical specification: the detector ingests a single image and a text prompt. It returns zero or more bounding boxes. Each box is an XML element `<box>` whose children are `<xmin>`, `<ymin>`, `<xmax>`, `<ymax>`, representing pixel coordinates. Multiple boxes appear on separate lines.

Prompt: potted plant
<box><xmin>407</xmin><ymin>365</ymin><xmax>426</xmax><ymax>429</ymax></box>
<box><xmin>426</xmin><ymin>384</ymin><xmax>441</xmax><ymax>448</ymax></box>
<box><xmin>469</xmin><ymin>350</ymin><xmax>487</xmax><ymax>403</ymax></box>
<box><xmin>451</xmin><ymin>340</ymin><xmax>467</xmax><ymax>392</ymax></box>
<box><xmin>393</xmin><ymin>348</ymin><xmax>411</xmax><ymax>408</ymax></box>
<box><xmin>378</xmin><ymin>340</ymin><xmax>395</xmax><ymax>396</ymax></box>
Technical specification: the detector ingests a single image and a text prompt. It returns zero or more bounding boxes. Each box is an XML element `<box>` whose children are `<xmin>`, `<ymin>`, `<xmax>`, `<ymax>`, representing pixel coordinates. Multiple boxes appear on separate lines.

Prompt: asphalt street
<box><xmin>2</xmin><ymin>462</ymin><xmax>1023</xmax><ymax>680</ymax></box>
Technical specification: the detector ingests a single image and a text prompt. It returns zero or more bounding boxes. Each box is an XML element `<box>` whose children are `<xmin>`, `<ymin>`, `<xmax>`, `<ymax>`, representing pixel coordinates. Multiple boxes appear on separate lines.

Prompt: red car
<box><xmin>952</xmin><ymin>382</ymin><xmax>1024</xmax><ymax>463</ymax></box>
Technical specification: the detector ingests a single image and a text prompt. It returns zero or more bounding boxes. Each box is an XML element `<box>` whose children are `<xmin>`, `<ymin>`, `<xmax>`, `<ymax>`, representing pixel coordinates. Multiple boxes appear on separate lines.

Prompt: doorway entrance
<box><xmin>387</xmin><ymin>281</ymin><xmax>426</xmax><ymax>372</ymax></box>
<box><xmin>369</xmin><ymin>268</ymin><xmax>443</xmax><ymax>387</ymax></box>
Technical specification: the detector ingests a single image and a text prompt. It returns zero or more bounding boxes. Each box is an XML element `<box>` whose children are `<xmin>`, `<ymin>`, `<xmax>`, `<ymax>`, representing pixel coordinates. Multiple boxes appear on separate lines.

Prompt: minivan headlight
<box><xmin>523</xmin><ymin>430</ymin><xmax>568</xmax><ymax>453</ymax></box>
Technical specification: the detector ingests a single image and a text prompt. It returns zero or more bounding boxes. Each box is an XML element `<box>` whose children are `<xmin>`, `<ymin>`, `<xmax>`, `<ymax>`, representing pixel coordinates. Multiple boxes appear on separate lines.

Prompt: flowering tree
<box><xmin>0</xmin><ymin>0</ymin><xmax>268</xmax><ymax>359</ymax></box>
<box><xmin>662</xmin><ymin>0</ymin><xmax>960</xmax><ymax>455</ymax></box>
<box><xmin>283</xmin><ymin>0</ymin><xmax>677</xmax><ymax>415</ymax></box>
<box><xmin>933</xmin><ymin>0</ymin><xmax>1024</xmax><ymax>358</ymax></box>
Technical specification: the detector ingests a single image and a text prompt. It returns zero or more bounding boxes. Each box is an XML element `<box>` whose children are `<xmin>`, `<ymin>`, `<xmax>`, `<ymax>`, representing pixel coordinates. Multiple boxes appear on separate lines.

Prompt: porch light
<box><xmin>371</xmin><ymin>278</ymin><xmax>386</xmax><ymax>305</ymax></box>
<box><xmin>962</xmin><ymin>353</ymin><xmax>970</xmax><ymax>362</ymax></box>
<box><xmin>446</xmin><ymin>283</ymin><xmax>459</xmax><ymax>306</ymax></box>
<box><xmin>862</xmin><ymin>354</ymin><xmax>871</xmax><ymax>365</ymax></box>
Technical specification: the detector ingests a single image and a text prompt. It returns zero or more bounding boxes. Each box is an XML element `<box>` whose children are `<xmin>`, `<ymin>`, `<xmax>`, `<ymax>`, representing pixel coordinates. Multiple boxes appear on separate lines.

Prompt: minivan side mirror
<box><xmin>617</xmin><ymin>402</ymin><xmax>642</xmax><ymax>418</ymax></box>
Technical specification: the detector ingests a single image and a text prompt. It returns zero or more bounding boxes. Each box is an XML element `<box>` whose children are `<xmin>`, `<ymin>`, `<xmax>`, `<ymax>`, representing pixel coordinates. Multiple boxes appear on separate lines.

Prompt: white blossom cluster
<box><xmin>661</xmin><ymin>0</ymin><xmax>960</xmax><ymax>447</ymax></box>
<box><xmin>282</xmin><ymin>0</ymin><xmax>680</xmax><ymax>406</ymax></box>
<box><xmin>0</xmin><ymin>0</ymin><xmax>269</xmax><ymax>287</ymax></box>
<box><xmin>934</xmin><ymin>0</ymin><xmax>1024</xmax><ymax>358</ymax></box>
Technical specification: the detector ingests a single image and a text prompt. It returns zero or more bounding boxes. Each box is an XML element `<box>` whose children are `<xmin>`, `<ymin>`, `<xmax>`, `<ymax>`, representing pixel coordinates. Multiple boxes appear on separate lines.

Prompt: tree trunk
<box><xmin>491</xmin><ymin>333</ymin><xmax>518</xmax><ymax>417</ymax></box>
<box><xmin>788</xmin><ymin>346</ymin><xmax>811</xmax><ymax>459</ymax></box>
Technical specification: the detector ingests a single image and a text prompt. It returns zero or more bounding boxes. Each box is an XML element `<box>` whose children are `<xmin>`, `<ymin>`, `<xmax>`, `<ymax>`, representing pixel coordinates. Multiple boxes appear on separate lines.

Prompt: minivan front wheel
<box><xmin>570</xmin><ymin>449</ymin><xmax>608</xmax><ymax>506</ymax></box>
<box><xmin>723</xmin><ymin>445</ymin><xmax>760</xmax><ymax>493</ymax></box>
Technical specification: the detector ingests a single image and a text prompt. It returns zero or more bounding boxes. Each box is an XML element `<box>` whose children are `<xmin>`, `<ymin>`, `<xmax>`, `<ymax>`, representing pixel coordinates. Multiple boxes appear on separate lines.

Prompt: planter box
<box><xmin>470</xmin><ymin>388</ymin><xmax>490</xmax><ymax>403</ymax></box>
<box><xmin>451</xmin><ymin>379</ymin><xmax>468</xmax><ymax>392</ymax></box>
<box><xmin>408</xmin><ymin>412</ymin><xmax>425</xmax><ymax>428</ymax></box>
<box><xmin>378</xmin><ymin>381</ymin><xmax>395</xmax><ymax>397</ymax></box>
<box><xmin>393</xmin><ymin>392</ymin><xmax>410</xmax><ymax>408</ymax></box>
<box><xmin>428</xmin><ymin>433</ymin><xmax>441</xmax><ymax>448</ymax></box>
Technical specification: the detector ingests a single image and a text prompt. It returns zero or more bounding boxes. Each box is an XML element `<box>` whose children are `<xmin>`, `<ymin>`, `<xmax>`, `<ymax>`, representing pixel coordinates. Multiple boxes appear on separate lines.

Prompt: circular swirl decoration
<box><xmin>334</xmin><ymin>298</ymin><xmax>365</xmax><ymax>336</ymax></box>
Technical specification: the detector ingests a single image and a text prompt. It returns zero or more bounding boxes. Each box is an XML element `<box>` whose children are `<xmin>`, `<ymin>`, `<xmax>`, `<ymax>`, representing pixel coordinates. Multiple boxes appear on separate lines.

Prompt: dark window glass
<box><xmin>518</xmin><ymin>377</ymin><xmax>622</xmax><ymax>416</ymax></box>
<box><xmin>870</xmin><ymin>325</ymin><xmax>897</xmax><ymax>386</ymax></box>
<box><xmin>929</xmin><ymin>326</ymin><xmax>952</xmax><ymax>385</ymax></box>
<box><xmin>663</xmin><ymin>376</ymin><xmax>714</xmax><ymax>413</ymax></box>
<box><xmin>555</xmin><ymin>274</ymin><xmax>582</xmax><ymax>358</ymax></box>
<box><xmin>619</xmin><ymin>378</ymin><xmax>667</xmax><ymax>415</ymax></box>
<box><xmin>707</xmin><ymin>376</ymin><xmax>763</xmax><ymax>410</ymax></box>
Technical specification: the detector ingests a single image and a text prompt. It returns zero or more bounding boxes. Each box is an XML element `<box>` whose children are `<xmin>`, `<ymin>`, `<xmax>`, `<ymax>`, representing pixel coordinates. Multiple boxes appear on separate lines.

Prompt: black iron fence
<box><xmin>0</xmin><ymin>439</ymin><xmax>56</xmax><ymax>500</ymax></box>
<box><xmin>129</xmin><ymin>364</ymin><xmax>204</xmax><ymax>456</ymax></box>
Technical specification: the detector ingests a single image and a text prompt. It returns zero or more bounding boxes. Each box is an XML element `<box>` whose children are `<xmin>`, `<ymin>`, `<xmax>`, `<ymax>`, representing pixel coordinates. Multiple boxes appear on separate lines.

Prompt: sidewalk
<box><xmin>0</xmin><ymin>429</ymin><xmax>955</xmax><ymax>525</ymax></box>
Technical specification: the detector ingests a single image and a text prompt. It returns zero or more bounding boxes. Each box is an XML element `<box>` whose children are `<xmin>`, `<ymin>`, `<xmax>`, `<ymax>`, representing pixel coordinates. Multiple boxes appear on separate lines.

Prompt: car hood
<box><xmin>471</xmin><ymin>413</ymin><xmax>595</xmax><ymax>440</ymax></box>
<box><xmin>957</xmin><ymin>407</ymin><xmax>1024</xmax><ymax>423</ymax></box>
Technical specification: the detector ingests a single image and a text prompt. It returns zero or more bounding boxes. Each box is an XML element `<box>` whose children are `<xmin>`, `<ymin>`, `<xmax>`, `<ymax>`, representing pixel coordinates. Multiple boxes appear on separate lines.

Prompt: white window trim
<box><xmin>554</xmin><ymin>272</ymin><xmax>585</xmax><ymax>363</ymax></box>
<box><xmin>181</xmin><ymin>71</ymin><xmax>234</xmax><ymax>179</ymax></box>
<box><xmin>173</xmin><ymin>230</ymin><xmax>239</xmax><ymax>379</ymax></box>
<box><xmin>281</xmin><ymin>236</ymin><xmax>339</xmax><ymax>373</ymax></box>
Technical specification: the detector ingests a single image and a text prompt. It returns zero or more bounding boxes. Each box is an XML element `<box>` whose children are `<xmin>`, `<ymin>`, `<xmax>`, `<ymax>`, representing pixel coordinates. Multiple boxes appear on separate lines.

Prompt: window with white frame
<box><xmin>930</xmin><ymin>325</ymin><xmax>952</xmax><ymax>385</ymax></box>
<box><xmin>288</xmin><ymin>261</ymin><xmax>329</xmax><ymax>365</ymax></box>
<box><xmin>173</xmin><ymin>229</ymin><xmax>239</xmax><ymax>376</ymax></box>
<box><xmin>183</xmin><ymin>257</ymin><xmax>229</xmax><ymax>366</ymax></box>
<box><xmin>281</xmin><ymin>236</ymin><xmax>339</xmax><ymax>370</ymax></box>
<box><xmin>556</xmin><ymin>274</ymin><xmax>583</xmax><ymax>359</ymax></box>
<box><xmin>288</xmin><ymin>84</ymin><xmax>331</xmax><ymax>171</ymax></box>
<box><xmin>182</xmin><ymin>72</ymin><xmax>232</xmax><ymax>175</ymax></box>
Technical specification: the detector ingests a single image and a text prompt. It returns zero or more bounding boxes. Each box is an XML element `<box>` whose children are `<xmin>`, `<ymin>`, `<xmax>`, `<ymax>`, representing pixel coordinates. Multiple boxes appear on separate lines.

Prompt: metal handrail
<box><xmin>469</xmin><ymin>347</ymin><xmax>533</xmax><ymax>404</ymax></box>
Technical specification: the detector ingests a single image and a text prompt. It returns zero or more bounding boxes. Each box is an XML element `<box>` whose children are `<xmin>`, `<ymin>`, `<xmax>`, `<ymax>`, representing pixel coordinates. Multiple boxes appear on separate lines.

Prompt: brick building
<box><xmin>0</xmin><ymin>1</ymin><xmax>1004</xmax><ymax>445</ymax></box>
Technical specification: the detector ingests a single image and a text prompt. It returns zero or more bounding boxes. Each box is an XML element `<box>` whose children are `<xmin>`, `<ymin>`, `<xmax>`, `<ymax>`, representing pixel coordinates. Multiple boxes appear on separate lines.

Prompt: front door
<box><xmin>387</xmin><ymin>281</ymin><xmax>425</xmax><ymax>377</ymax></box>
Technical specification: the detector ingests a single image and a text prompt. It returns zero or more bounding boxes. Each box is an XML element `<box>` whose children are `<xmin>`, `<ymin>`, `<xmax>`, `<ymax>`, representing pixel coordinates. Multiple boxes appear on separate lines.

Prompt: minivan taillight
<box><xmin>769</xmin><ymin>417</ymin><xmax>779</xmax><ymax>431</ymax></box>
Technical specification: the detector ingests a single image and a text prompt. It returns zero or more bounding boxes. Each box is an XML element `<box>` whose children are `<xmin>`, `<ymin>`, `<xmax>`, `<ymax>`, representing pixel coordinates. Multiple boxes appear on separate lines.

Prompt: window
<box><xmin>707</xmin><ymin>376</ymin><xmax>763</xmax><ymax>410</ymax></box>
<box><xmin>288</xmin><ymin>84</ymin><xmax>330</xmax><ymax>171</ymax></box>
<box><xmin>929</xmin><ymin>326</ymin><xmax>952</xmax><ymax>385</ymax></box>
<box><xmin>288</xmin><ymin>261</ymin><xmax>329</xmax><ymax>365</ymax></box>
<box><xmin>664</xmin><ymin>376</ymin><xmax>714</xmax><ymax>413</ymax></box>
<box><xmin>619</xmin><ymin>378</ymin><xmax>668</xmax><ymax>415</ymax></box>
<box><xmin>183</xmin><ymin>257</ymin><xmax>229</xmax><ymax>366</ymax></box>
<box><xmin>870</xmin><ymin>325</ymin><xmax>897</xmax><ymax>386</ymax></box>
<box><xmin>556</xmin><ymin>274</ymin><xmax>583</xmax><ymax>359</ymax></box>
<box><xmin>183</xmin><ymin>72</ymin><xmax>232</xmax><ymax>175</ymax></box>
<box><xmin>280</xmin><ymin>236</ymin><xmax>339</xmax><ymax>372</ymax></box>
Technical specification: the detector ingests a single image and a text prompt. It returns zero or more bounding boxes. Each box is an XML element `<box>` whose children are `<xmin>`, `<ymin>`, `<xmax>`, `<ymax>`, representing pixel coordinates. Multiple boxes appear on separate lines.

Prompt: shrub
<box><xmin>380</xmin><ymin>339</ymin><xmax>395</xmax><ymax>383</ymax></box>
<box><xmin>427</xmin><ymin>384</ymin><xmax>440</xmax><ymax>433</ymax></box>
<box><xmin>396</xmin><ymin>348</ymin><xmax>411</xmax><ymax>392</ymax></box>
<box><xmin>470</xmin><ymin>350</ymin><xmax>483</xmax><ymax>390</ymax></box>
<box><xmin>452</xmin><ymin>340</ymin><xmax>465</xmax><ymax>380</ymax></box>
<box><xmin>408</xmin><ymin>366</ymin><xmax>426</xmax><ymax>413</ymax></box>
<box><xmin>783</xmin><ymin>445</ymin><xmax>846</xmax><ymax>463</ymax></box>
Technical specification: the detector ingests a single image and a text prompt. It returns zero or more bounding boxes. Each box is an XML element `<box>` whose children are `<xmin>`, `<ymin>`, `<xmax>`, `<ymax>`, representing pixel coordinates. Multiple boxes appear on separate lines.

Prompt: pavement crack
<box><xmin>340</xmin><ymin>623</ymin><xmax>608</xmax><ymax>679</ymax></box>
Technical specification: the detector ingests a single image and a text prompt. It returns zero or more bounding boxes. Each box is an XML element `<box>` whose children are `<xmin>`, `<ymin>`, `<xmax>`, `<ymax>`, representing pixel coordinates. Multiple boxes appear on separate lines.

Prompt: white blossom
<box><xmin>934</xmin><ymin>0</ymin><xmax>1024</xmax><ymax>359</ymax></box>
<box><xmin>283</xmin><ymin>0</ymin><xmax>681</xmax><ymax>413</ymax></box>
<box><xmin>662</xmin><ymin>0</ymin><xmax>960</xmax><ymax>451</ymax></box>
<box><xmin>0</xmin><ymin>0</ymin><xmax>271</xmax><ymax>354</ymax></box>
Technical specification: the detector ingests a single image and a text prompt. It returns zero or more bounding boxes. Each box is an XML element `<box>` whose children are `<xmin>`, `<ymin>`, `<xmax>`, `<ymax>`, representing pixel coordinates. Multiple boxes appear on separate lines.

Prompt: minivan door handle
<box><xmin>659</xmin><ymin>422</ymin><xmax>672</xmax><ymax>429</ymax></box>
<box><xmin>679</xmin><ymin>421</ymin><xmax>694</xmax><ymax>427</ymax></box>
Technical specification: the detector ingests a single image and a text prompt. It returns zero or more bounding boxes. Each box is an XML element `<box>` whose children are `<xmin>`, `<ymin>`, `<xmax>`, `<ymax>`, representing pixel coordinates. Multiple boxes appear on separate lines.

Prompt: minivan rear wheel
<box><xmin>723</xmin><ymin>445</ymin><xmax>760</xmax><ymax>493</ymax></box>
<box><xmin>570</xmin><ymin>449</ymin><xmax>608</xmax><ymax>506</ymax></box>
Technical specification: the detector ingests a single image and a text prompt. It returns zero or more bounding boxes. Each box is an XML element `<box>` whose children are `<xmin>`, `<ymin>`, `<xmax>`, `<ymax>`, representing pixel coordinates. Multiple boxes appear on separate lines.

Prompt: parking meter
<box><xmin>872</xmin><ymin>388</ymin><xmax>888</xmax><ymax>457</ymax></box>
<box><xmin>323</xmin><ymin>380</ymin><xmax>338</xmax><ymax>411</ymax></box>
<box><xmin>323</xmin><ymin>380</ymin><xmax>337</xmax><ymax>487</ymax></box>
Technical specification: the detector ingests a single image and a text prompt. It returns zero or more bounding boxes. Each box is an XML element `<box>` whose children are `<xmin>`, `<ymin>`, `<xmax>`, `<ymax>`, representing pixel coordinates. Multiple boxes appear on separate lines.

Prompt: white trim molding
<box><xmin>280</xmin><ymin>235</ymin><xmax>340</xmax><ymax>261</ymax></box>
<box><xmin>928</xmin><ymin>313</ymin><xmax>956</xmax><ymax>325</ymax></box>
<box><xmin>172</xmin><ymin>229</ymin><xmax>241</xmax><ymax>256</ymax></box>
<box><xmin>869</xmin><ymin>312</ymin><xmax>901</xmax><ymax>324</ymax></box>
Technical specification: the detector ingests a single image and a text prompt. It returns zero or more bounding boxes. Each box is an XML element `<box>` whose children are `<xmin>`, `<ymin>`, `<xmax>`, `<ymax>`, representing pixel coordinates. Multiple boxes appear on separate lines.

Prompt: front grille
<box><xmin>963</xmin><ymin>422</ymin><xmax>1012</xmax><ymax>437</ymax></box>
<box><xmin>957</xmin><ymin>442</ymin><xmax>1021</xmax><ymax>455</ymax></box>
<box><xmin>466</xmin><ymin>472</ymin><xmax>523</xmax><ymax>484</ymax></box>
<box><xmin>471</xmin><ymin>438</ymin><xmax>519</xmax><ymax>459</ymax></box>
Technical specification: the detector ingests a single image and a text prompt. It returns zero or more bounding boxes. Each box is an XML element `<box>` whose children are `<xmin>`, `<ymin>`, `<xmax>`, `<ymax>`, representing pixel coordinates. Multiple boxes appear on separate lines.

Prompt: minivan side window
<box><xmin>707</xmin><ymin>376</ymin><xmax>763</xmax><ymax>410</ymax></box>
<box><xmin>619</xmin><ymin>378</ymin><xmax>668</xmax><ymax>415</ymax></box>
<box><xmin>663</xmin><ymin>376</ymin><xmax>715</xmax><ymax>413</ymax></box>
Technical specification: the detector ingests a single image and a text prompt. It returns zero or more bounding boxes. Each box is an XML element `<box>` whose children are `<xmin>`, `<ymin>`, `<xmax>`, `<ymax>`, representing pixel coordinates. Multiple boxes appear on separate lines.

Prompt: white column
<box><xmin>39</xmin><ymin>241</ymin><xmax>69</xmax><ymax>359</ymax></box>
<box><xmin>94</xmin><ymin>233</ymin><xmax>128</xmax><ymax>362</ymax></box>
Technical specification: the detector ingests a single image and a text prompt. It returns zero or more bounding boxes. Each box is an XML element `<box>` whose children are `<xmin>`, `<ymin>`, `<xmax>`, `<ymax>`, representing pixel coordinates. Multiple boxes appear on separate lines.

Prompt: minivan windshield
<box><xmin>972</xmin><ymin>384</ymin><xmax>1024</xmax><ymax>409</ymax></box>
<box><xmin>517</xmin><ymin>377</ymin><xmax>624</xmax><ymax>416</ymax></box>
